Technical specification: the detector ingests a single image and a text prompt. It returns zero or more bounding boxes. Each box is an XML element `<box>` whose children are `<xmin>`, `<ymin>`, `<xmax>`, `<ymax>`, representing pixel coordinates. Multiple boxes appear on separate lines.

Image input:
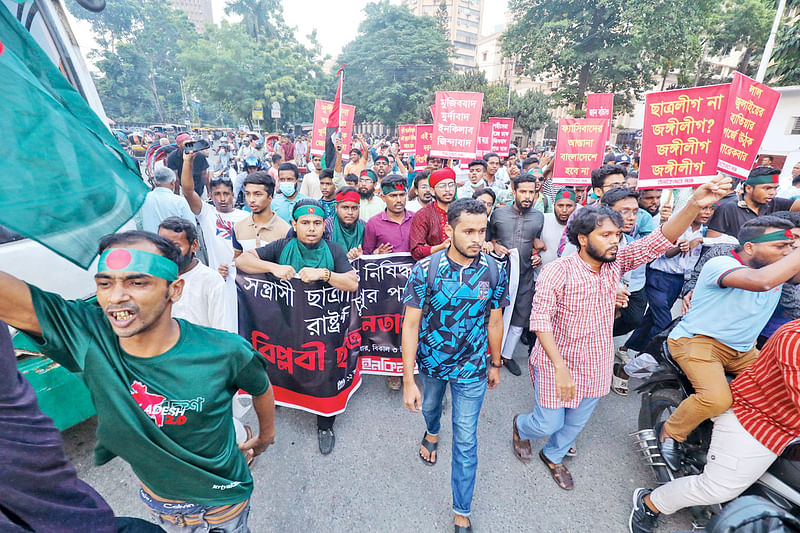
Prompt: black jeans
<box><xmin>613</xmin><ymin>288</ymin><xmax>647</xmax><ymax>337</ymax></box>
<box><xmin>317</xmin><ymin>415</ymin><xmax>335</xmax><ymax>430</ymax></box>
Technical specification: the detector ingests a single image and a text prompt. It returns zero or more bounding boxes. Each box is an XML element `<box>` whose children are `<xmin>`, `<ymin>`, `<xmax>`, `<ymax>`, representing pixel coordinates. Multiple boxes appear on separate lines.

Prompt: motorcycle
<box><xmin>630</xmin><ymin>332</ymin><xmax>800</xmax><ymax>527</ymax></box>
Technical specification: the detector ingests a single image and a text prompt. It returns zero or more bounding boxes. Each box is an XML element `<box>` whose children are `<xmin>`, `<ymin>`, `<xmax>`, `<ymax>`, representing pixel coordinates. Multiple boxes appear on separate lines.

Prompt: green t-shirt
<box><xmin>22</xmin><ymin>285</ymin><xmax>270</xmax><ymax>506</ymax></box>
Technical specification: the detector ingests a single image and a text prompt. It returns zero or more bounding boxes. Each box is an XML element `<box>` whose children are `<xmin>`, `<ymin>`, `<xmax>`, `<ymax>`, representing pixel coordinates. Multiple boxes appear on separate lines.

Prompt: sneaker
<box><xmin>503</xmin><ymin>357</ymin><xmax>522</xmax><ymax>376</ymax></box>
<box><xmin>657</xmin><ymin>422</ymin><xmax>681</xmax><ymax>471</ymax></box>
<box><xmin>611</xmin><ymin>362</ymin><xmax>629</xmax><ymax>396</ymax></box>
<box><xmin>318</xmin><ymin>428</ymin><xmax>335</xmax><ymax>455</ymax></box>
<box><xmin>616</xmin><ymin>345</ymin><xmax>632</xmax><ymax>365</ymax></box>
<box><xmin>629</xmin><ymin>488</ymin><xmax>659</xmax><ymax>533</ymax></box>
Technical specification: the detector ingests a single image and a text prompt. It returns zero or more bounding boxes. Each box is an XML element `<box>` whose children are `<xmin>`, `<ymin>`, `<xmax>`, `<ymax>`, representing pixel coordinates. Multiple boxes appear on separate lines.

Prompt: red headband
<box><xmin>429</xmin><ymin>167</ymin><xmax>456</xmax><ymax>188</ymax></box>
<box><xmin>336</xmin><ymin>190</ymin><xmax>361</xmax><ymax>204</ymax></box>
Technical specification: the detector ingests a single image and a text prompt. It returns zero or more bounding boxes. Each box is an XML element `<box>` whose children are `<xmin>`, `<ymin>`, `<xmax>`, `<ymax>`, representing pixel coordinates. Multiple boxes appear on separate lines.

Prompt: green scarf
<box><xmin>279</xmin><ymin>238</ymin><xmax>334</xmax><ymax>271</ymax></box>
<box><xmin>331</xmin><ymin>216</ymin><xmax>365</xmax><ymax>251</ymax></box>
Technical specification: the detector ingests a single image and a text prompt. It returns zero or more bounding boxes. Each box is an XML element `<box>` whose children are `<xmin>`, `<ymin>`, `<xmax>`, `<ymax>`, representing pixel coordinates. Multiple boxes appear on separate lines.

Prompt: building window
<box><xmin>482</xmin><ymin>51</ymin><xmax>488</xmax><ymax>61</ymax></box>
<box><xmin>457</xmin><ymin>18</ymin><xmax>478</xmax><ymax>29</ymax></box>
<box><xmin>455</xmin><ymin>30</ymin><xmax>477</xmax><ymax>43</ymax></box>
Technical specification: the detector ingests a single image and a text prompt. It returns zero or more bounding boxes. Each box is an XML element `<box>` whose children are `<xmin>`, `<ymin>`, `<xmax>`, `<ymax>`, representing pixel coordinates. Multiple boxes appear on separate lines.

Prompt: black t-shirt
<box><xmin>166</xmin><ymin>149</ymin><xmax>209</xmax><ymax>197</ymax></box>
<box><xmin>707</xmin><ymin>195</ymin><xmax>794</xmax><ymax>237</ymax></box>
<box><xmin>256</xmin><ymin>237</ymin><xmax>352</xmax><ymax>273</ymax></box>
<box><xmin>0</xmin><ymin>322</ymin><xmax>117</xmax><ymax>533</ymax></box>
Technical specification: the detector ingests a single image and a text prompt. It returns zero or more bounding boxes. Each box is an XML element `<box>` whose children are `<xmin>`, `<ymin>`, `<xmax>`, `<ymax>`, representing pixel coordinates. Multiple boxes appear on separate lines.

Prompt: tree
<box><xmin>337</xmin><ymin>1</ymin><xmax>451</xmax><ymax>128</ymax></box>
<box><xmin>68</xmin><ymin>0</ymin><xmax>196</xmax><ymax>122</ymax></box>
<box><xmin>767</xmin><ymin>1</ymin><xmax>800</xmax><ymax>85</ymax></box>
<box><xmin>180</xmin><ymin>22</ymin><xmax>324</xmax><ymax>128</ymax></box>
<box><xmin>224</xmin><ymin>0</ymin><xmax>288</xmax><ymax>41</ymax></box>
<box><xmin>429</xmin><ymin>70</ymin><xmax>510</xmax><ymax>121</ymax></box>
<box><xmin>510</xmin><ymin>90</ymin><xmax>551</xmax><ymax>137</ymax></box>
<box><xmin>501</xmin><ymin>0</ymin><xmax>715</xmax><ymax>112</ymax></box>
<box><xmin>707</xmin><ymin>0</ymin><xmax>773</xmax><ymax>76</ymax></box>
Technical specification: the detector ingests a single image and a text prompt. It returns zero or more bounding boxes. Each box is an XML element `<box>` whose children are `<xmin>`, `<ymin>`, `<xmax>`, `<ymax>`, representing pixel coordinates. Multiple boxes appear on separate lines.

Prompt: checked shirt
<box><xmin>529</xmin><ymin>229</ymin><xmax>672</xmax><ymax>408</ymax></box>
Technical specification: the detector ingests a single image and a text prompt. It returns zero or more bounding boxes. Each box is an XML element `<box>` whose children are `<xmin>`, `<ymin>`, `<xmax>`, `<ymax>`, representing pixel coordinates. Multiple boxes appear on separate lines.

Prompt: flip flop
<box><xmin>419</xmin><ymin>432</ymin><xmax>438</xmax><ymax>466</ymax></box>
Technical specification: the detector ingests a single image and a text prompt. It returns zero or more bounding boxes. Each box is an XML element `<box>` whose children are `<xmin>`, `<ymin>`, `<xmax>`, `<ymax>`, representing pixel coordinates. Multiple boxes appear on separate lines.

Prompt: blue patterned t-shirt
<box><xmin>404</xmin><ymin>252</ymin><xmax>509</xmax><ymax>383</ymax></box>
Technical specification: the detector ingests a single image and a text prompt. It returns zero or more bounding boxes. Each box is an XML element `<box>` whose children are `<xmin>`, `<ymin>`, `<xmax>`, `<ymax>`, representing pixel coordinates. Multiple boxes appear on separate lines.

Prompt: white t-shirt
<box><xmin>172</xmin><ymin>261</ymin><xmax>229</xmax><ymax>331</ymax></box>
<box><xmin>196</xmin><ymin>203</ymin><xmax>248</xmax><ymax>333</ymax></box>
<box><xmin>539</xmin><ymin>212</ymin><xmax>568</xmax><ymax>266</ymax></box>
<box><xmin>300</xmin><ymin>171</ymin><xmax>322</xmax><ymax>199</ymax></box>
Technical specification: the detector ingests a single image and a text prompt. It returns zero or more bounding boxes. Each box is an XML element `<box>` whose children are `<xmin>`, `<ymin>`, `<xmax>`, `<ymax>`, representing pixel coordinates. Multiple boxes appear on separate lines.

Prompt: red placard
<box><xmin>429</xmin><ymin>105</ymin><xmax>436</xmax><ymax>119</ymax></box>
<box><xmin>398</xmin><ymin>124</ymin><xmax>416</xmax><ymax>154</ymax></box>
<box><xmin>414</xmin><ymin>124</ymin><xmax>433</xmax><ymax>171</ymax></box>
<box><xmin>431</xmin><ymin>91</ymin><xmax>483</xmax><ymax>159</ymax></box>
<box><xmin>476</xmin><ymin>122</ymin><xmax>491</xmax><ymax>158</ymax></box>
<box><xmin>310</xmin><ymin>99</ymin><xmax>356</xmax><ymax>159</ymax></box>
<box><xmin>717</xmin><ymin>73</ymin><xmax>781</xmax><ymax>179</ymax></box>
<box><xmin>639</xmin><ymin>84</ymin><xmax>729</xmax><ymax>189</ymax></box>
<box><xmin>586</xmin><ymin>93</ymin><xmax>613</xmax><ymax>142</ymax></box>
<box><xmin>551</xmin><ymin>118</ymin><xmax>608</xmax><ymax>185</ymax></box>
<box><xmin>489</xmin><ymin>117</ymin><xmax>514</xmax><ymax>156</ymax></box>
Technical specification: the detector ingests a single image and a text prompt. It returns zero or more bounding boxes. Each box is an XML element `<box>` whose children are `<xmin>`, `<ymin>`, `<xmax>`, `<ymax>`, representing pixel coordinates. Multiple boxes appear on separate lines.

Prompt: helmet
<box><xmin>244</xmin><ymin>156</ymin><xmax>260</xmax><ymax>169</ymax></box>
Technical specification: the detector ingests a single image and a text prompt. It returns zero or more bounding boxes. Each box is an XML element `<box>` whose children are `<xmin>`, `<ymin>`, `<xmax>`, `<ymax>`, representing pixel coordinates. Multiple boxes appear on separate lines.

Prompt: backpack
<box><xmin>707</xmin><ymin>496</ymin><xmax>800</xmax><ymax>533</ymax></box>
<box><xmin>420</xmin><ymin>249</ymin><xmax>499</xmax><ymax>319</ymax></box>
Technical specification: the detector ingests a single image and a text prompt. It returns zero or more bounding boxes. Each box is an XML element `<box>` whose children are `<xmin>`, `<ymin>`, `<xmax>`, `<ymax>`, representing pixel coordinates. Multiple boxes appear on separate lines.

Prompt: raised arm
<box><xmin>181</xmin><ymin>152</ymin><xmax>204</xmax><ymax>215</ymax></box>
<box><xmin>0</xmin><ymin>272</ymin><xmax>40</xmax><ymax>335</ymax></box>
<box><xmin>661</xmin><ymin>176</ymin><xmax>731</xmax><ymax>243</ymax></box>
<box><xmin>720</xmin><ymin>247</ymin><xmax>800</xmax><ymax>292</ymax></box>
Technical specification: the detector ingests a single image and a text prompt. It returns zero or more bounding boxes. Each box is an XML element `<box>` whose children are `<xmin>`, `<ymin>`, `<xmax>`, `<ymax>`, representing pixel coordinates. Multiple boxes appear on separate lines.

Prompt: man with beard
<box><xmin>0</xmin><ymin>231</ymin><xmax>275</xmax><ymax>531</ymax></box>
<box><xmin>638</xmin><ymin>188</ymin><xmax>662</xmax><ymax>221</ymax></box>
<box><xmin>236</xmin><ymin>200</ymin><xmax>358</xmax><ymax>455</ymax></box>
<box><xmin>158</xmin><ymin>217</ymin><xmax>228</xmax><ymax>330</ymax></box>
<box><xmin>490</xmin><ymin>173</ymin><xmax>545</xmax><ymax>376</ymax></box>
<box><xmin>182</xmin><ymin>152</ymin><xmax>248</xmax><ymax>333</ymax></box>
<box><xmin>410</xmin><ymin>167</ymin><xmax>457</xmax><ymax>260</ymax></box>
<box><xmin>327</xmin><ymin>186</ymin><xmax>365</xmax><ymax>260</ymax></box>
<box><xmin>232</xmin><ymin>172</ymin><xmax>291</xmax><ymax>257</ymax></box>
<box><xmin>657</xmin><ymin>216</ymin><xmax>800</xmax><ymax>470</ymax></box>
<box><xmin>707</xmin><ymin>166</ymin><xmax>800</xmax><ymax>238</ymax></box>
<box><xmin>511</xmin><ymin>177</ymin><xmax>732</xmax><ymax>490</ymax></box>
<box><xmin>363</xmin><ymin>174</ymin><xmax>413</xmax><ymax>255</ymax></box>
<box><xmin>407</xmin><ymin>171</ymin><xmax>432</xmax><ymax>213</ymax></box>
<box><xmin>402</xmin><ymin>199</ymin><xmax>508</xmax><ymax>533</ymax></box>
<box><xmin>357</xmin><ymin>169</ymin><xmax>385</xmax><ymax>222</ymax></box>
<box><xmin>539</xmin><ymin>189</ymin><xmax>578</xmax><ymax>267</ymax></box>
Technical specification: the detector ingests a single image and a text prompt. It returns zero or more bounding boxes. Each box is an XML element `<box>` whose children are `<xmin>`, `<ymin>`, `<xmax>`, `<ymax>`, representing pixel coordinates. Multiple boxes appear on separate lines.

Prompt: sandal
<box><xmin>539</xmin><ymin>450</ymin><xmax>574</xmax><ymax>490</ymax></box>
<box><xmin>566</xmin><ymin>446</ymin><xmax>577</xmax><ymax>457</ymax></box>
<box><xmin>512</xmin><ymin>415</ymin><xmax>532</xmax><ymax>462</ymax></box>
<box><xmin>419</xmin><ymin>432</ymin><xmax>438</xmax><ymax>466</ymax></box>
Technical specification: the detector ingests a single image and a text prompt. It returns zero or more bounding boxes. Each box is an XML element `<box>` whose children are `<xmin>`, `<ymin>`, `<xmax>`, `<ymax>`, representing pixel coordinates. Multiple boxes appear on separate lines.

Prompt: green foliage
<box><xmin>68</xmin><ymin>0</ymin><xmax>196</xmax><ymax>123</ymax></box>
<box><xmin>501</xmin><ymin>0</ymin><xmax>715</xmax><ymax>111</ymax></box>
<box><xmin>707</xmin><ymin>0</ymin><xmax>772</xmax><ymax>75</ymax></box>
<box><xmin>180</xmin><ymin>22</ymin><xmax>324</xmax><ymax>128</ymax></box>
<box><xmin>223</xmin><ymin>0</ymin><xmax>288</xmax><ymax>41</ymax></box>
<box><xmin>435</xmin><ymin>71</ymin><xmax>510</xmax><ymax>121</ymax></box>
<box><xmin>336</xmin><ymin>1</ymin><xmax>451</xmax><ymax>128</ymax></box>
<box><xmin>768</xmin><ymin>6</ymin><xmax>800</xmax><ymax>85</ymax></box>
<box><xmin>509</xmin><ymin>90</ymin><xmax>551</xmax><ymax>136</ymax></box>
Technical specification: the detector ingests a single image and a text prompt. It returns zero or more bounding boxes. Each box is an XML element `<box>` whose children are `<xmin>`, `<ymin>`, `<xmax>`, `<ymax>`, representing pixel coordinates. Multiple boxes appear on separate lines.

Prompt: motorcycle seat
<box><xmin>661</xmin><ymin>340</ymin><xmax>737</xmax><ymax>386</ymax></box>
<box><xmin>768</xmin><ymin>443</ymin><xmax>800</xmax><ymax>487</ymax></box>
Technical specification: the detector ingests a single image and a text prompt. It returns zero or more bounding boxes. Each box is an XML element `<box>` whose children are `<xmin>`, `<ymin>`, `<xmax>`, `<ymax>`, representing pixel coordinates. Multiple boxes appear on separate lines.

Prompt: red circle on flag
<box><xmin>772</xmin><ymin>175</ymin><xmax>779</xmax><ymax>183</ymax></box>
<box><xmin>106</xmin><ymin>249</ymin><xmax>132</xmax><ymax>270</ymax></box>
<box><xmin>0</xmin><ymin>41</ymin><xmax>4</xmax><ymax>56</ymax></box>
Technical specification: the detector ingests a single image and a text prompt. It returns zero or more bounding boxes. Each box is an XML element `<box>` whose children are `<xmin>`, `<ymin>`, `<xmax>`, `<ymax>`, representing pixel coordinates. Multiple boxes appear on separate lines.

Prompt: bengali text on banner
<box><xmin>639</xmin><ymin>84</ymin><xmax>729</xmax><ymax>188</ymax></box>
<box><xmin>717</xmin><ymin>72</ymin><xmax>781</xmax><ymax>179</ymax></box>
<box><xmin>414</xmin><ymin>124</ymin><xmax>433</xmax><ymax>171</ymax></box>
<box><xmin>489</xmin><ymin>117</ymin><xmax>514</xmax><ymax>157</ymax></box>
<box><xmin>398</xmin><ymin>125</ymin><xmax>416</xmax><ymax>154</ymax></box>
<box><xmin>551</xmin><ymin>118</ymin><xmax>608</xmax><ymax>185</ymax></box>
<box><xmin>310</xmin><ymin>99</ymin><xmax>355</xmax><ymax>159</ymax></box>
<box><xmin>586</xmin><ymin>93</ymin><xmax>613</xmax><ymax>141</ymax></box>
<box><xmin>430</xmin><ymin>91</ymin><xmax>483</xmax><ymax>159</ymax></box>
<box><xmin>476</xmin><ymin>122</ymin><xmax>491</xmax><ymax>158</ymax></box>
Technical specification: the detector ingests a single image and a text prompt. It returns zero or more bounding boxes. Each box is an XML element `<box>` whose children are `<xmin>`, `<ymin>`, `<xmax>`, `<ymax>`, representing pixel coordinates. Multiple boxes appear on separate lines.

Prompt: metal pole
<box><xmin>755</xmin><ymin>0</ymin><xmax>787</xmax><ymax>83</ymax></box>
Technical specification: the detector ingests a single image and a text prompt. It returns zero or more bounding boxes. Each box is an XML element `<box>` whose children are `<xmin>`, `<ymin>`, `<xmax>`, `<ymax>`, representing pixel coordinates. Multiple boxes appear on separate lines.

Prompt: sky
<box><xmin>211</xmin><ymin>0</ymin><xmax>508</xmax><ymax>57</ymax></box>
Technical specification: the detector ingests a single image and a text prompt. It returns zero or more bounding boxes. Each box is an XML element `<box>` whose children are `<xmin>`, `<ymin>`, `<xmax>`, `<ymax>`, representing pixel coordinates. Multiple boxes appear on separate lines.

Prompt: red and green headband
<box><xmin>98</xmin><ymin>248</ymin><xmax>178</xmax><ymax>281</ymax></box>
<box><xmin>335</xmin><ymin>190</ymin><xmax>361</xmax><ymax>204</ymax></box>
<box><xmin>292</xmin><ymin>204</ymin><xmax>326</xmax><ymax>220</ymax></box>
<box><xmin>381</xmin><ymin>181</ymin><xmax>406</xmax><ymax>195</ymax></box>
<box><xmin>555</xmin><ymin>189</ymin><xmax>577</xmax><ymax>203</ymax></box>
<box><xmin>741</xmin><ymin>228</ymin><xmax>794</xmax><ymax>244</ymax></box>
<box><xmin>745</xmin><ymin>173</ymin><xmax>780</xmax><ymax>186</ymax></box>
<box><xmin>360</xmin><ymin>169</ymin><xmax>378</xmax><ymax>182</ymax></box>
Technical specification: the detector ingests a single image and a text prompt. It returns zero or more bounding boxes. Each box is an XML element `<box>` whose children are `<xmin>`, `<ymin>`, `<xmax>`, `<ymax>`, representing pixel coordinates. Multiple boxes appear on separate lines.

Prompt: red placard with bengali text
<box><xmin>639</xmin><ymin>84</ymin><xmax>729</xmax><ymax>189</ymax></box>
<box><xmin>476</xmin><ymin>122</ymin><xmax>491</xmax><ymax>158</ymax></box>
<box><xmin>586</xmin><ymin>93</ymin><xmax>613</xmax><ymax>142</ymax></box>
<box><xmin>414</xmin><ymin>124</ymin><xmax>433</xmax><ymax>171</ymax></box>
<box><xmin>431</xmin><ymin>91</ymin><xmax>483</xmax><ymax>159</ymax></box>
<box><xmin>552</xmin><ymin>118</ymin><xmax>607</xmax><ymax>185</ymax></box>
<box><xmin>398</xmin><ymin>125</ymin><xmax>416</xmax><ymax>154</ymax></box>
<box><xmin>717</xmin><ymin>73</ymin><xmax>781</xmax><ymax>179</ymax></box>
<box><xmin>310</xmin><ymin>99</ymin><xmax>356</xmax><ymax>160</ymax></box>
<box><xmin>489</xmin><ymin>117</ymin><xmax>514</xmax><ymax>156</ymax></box>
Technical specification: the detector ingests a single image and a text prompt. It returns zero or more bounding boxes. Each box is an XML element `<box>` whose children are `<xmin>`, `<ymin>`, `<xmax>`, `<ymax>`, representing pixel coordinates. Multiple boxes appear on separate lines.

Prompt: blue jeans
<box><xmin>515</xmin><ymin>369</ymin><xmax>600</xmax><ymax>464</ymax></box>
<box><xmin>420</xmin><ymin>373</ymin><xmax>488</xmax><ymax>517</ymax></box>
<box><xmin>626</xmin><ymin>267</ymin><xmax>686</xmax><ymax>352</ymax></box>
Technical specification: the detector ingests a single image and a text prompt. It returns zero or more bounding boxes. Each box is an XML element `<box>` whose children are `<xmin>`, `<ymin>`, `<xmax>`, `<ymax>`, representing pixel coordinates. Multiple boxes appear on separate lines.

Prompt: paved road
<box><xmin>63</xmin><ymin>341</ymin><xmax>696</xmax><ymax>533</ymax></box>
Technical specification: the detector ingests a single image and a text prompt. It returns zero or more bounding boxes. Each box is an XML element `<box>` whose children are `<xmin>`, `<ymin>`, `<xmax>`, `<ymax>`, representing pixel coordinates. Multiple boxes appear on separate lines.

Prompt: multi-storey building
<box><xmin>403</xmin><ymin>0</ymin><xmax>484</xmax><ymax>71</ymax></box>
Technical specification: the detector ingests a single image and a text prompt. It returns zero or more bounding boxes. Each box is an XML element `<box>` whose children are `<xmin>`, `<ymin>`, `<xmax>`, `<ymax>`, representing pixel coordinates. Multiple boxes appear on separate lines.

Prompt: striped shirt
<box><xmin>529</xmin><ymin>229</ymin><xmax>672</xmax><ymax>408</ymax></box>
<box><xmin>731</xmin><ymin>320</ymin><xmax>800</xmax><ymax>454</ymax></box>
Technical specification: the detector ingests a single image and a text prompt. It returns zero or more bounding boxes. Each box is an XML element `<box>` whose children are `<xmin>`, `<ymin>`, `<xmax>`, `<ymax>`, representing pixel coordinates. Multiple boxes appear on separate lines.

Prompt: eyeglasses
<box><xmin>435</xmin><ymin>182</ymin><xmax>456</xmax><ymax>190</ymax></box>
<box><xmin>617</xmin><ymin>208</ymin><xmax>638</xmax><ymax>216</ymax></box>
<box><xmin>603</xmin><ymin>183</ymin><xmax>627</xmax><ymax>190</ymax></box>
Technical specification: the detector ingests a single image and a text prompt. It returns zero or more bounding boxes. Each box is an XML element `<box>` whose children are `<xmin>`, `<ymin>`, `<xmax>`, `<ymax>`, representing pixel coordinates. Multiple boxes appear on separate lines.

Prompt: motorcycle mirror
<box><xmin>75</xmin><ymin>0</ymin><xmax>106</xmax><ymax>13</ymax></box>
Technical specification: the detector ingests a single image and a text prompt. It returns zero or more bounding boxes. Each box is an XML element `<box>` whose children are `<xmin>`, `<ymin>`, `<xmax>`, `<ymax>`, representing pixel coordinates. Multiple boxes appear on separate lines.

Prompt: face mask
<box><xmin>279</xmin><ymin>182</ymin><xmax>296</xmax><ymax>197</ymax></box>
<box><xmin>471</xmin><ymin>179</ymin><xmax>486</xmax><ymax>189</ymax></box>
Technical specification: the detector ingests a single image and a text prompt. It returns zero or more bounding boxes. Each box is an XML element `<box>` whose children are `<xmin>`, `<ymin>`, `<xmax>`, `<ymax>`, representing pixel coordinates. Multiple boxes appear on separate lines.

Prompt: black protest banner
<box><xmin>237</xmin><ymin>274</ymin><xmax>361</xmax><ymax>416</ymax></box>
<box><xmin>351</xmin><ymin>253</ymin><xmax>416</xmax><ymax>376</ymax></box>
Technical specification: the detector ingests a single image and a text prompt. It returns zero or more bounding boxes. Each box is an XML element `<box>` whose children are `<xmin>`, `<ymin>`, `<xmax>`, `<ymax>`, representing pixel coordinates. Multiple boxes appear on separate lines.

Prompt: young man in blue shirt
<box><xmin>401</xmin><ymin>198</ymin><xmax>509</xmax><ymax>533</ymax></box>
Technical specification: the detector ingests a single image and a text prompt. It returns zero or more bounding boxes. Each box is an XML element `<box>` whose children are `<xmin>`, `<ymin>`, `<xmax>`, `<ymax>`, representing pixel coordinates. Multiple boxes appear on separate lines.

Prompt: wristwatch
<box><xmin>490</xmin><ymin>359</ymin><xmax>503</xmax><ymax>368</ymax></box>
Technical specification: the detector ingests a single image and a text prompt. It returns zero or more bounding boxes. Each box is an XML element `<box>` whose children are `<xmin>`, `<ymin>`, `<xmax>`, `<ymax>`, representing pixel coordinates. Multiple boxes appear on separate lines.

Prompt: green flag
<box><xmin>0</xmin><ymin>4</ymin><xmax>147</xmax><ymax>269</ymax></box>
